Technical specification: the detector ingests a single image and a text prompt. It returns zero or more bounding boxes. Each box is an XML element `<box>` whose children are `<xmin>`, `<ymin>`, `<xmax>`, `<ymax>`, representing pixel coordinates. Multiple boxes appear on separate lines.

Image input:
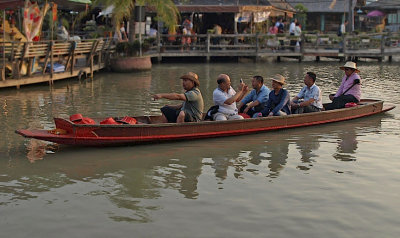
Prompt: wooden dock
<box><xmin>0</xmin><ymin>38</ymin><xmax>115</xmax><ymax>89</ymax></box>
<box><xmin>0</xmin><ymin>32</ymin><xmax>399</xmax><ymax>89</ymax></box>
<box><xmin>149</xmin><ymin>32</ymin><xmax>400</xmax><ymax>62</ymax></box>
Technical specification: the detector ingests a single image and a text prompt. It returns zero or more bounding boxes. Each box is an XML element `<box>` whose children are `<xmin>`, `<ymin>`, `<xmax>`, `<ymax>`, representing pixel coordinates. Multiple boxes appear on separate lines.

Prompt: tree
<box><xmin>294</xmin><ymin>4</ymin><xmax>308</xmax><ymax>31</ymax></box>
<box><xmin>93</xmin><ymin>0</ymin><xmax>179</xmax><ymax>41</ymax></box>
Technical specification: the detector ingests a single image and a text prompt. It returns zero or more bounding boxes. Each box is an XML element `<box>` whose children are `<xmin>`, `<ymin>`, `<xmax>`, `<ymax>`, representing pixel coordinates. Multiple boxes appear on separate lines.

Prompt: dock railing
<box><xmin>0</xmin><ymin>38</ymin><xmax>115</xmax><ymax>82</ymax></box>
<box><xmin>146</xmin><ymin>32</ymin><xmax>400</xmax><ymax>61</ymax></box>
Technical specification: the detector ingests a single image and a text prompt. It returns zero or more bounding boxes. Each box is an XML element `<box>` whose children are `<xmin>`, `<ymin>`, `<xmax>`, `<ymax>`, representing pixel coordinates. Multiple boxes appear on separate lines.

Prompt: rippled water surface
<box><xmin>1</xmin><ymin>61</ymin><xmax>399</xmax><ymax>238</ymax></box>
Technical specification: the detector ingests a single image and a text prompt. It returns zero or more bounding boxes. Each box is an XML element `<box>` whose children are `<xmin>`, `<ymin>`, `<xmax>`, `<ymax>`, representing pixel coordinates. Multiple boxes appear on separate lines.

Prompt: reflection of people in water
<box><xmin>333</xmin><ymin>128</ymin><xmax>358</xmax><ymax>161</ymax></box>
<box><xmin>176</xmin><ymin>157</ymin><xmax>203</xmax><ymax>199</ymax></box>
<box><xmin>295</xmin><ymin>134</ymin><xmax>321</xmax><ymax>170</ymax></box>
<box><xmin>257</xmin><ymin>137</ymin><xmax>290</xmax><ymax>178</ymax></box>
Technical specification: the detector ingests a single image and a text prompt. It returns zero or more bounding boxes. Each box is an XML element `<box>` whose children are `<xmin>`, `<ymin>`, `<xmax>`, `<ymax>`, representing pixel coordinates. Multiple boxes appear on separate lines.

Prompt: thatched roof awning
<box><xmin>167</xmin><ymin>5</ymin><xmax>294</xmax><ymax>17</ymax></box>
<box><xmin>177</xmin><ymin>5</ymin><xmax>240</xmax><ymax>13</ymax></box>
<box><xmin>0</xmin><ymin>0</ymin><xmax>24</xmax><ymax>10</ymax></box>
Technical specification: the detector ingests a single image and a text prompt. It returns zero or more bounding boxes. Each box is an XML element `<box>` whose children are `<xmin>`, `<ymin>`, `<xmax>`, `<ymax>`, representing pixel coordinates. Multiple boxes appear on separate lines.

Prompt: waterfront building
<box><xmin>363</xmin><ymin>0</ymin><xmax>400</xmax><ymax>32</ymax></box>
<box><xmin>286</xmin><ymin>0</ymin><xmax>367</xmax><ymax>33</ymax></box>
<box><xmin>172</xmin><ymin>0</ymin><xmax>295</xmax><ymax>34</ymax></box>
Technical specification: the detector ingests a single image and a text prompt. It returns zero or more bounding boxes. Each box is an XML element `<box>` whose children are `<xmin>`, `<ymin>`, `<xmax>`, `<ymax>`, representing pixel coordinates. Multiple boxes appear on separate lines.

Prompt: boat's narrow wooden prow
<box><xmin>15</xmin><ymin>100</ymin><xmax>396</xmax><ymax>146</ymax></box>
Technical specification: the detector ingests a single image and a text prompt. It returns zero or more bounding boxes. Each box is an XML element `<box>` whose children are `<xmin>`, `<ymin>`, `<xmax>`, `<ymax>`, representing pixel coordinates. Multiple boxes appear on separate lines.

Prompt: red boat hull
<box><xmin>15</xmin><ymin>100</ymin><xmax>395</xmax><ymax>146</ymax></box>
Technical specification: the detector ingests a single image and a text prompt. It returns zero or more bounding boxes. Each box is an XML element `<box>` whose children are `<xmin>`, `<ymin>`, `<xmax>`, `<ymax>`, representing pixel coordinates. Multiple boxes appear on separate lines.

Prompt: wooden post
<box><xmin>18</xmin><ymin>42</ymin><xmax>28</xmax><ymax>79</ymax></box>
<box><xmin>88</xmin><ymin>40</ymin><xmax>99</xmax><ymax>79</ymax></box>
<box><xmin>255</xmin><ymin>33</ymin><xmax>259</xmax><ymax>53</ymax></box>
<box><xmin>10</xmin><ymin>42</ymin><xmax>15</xmax><ymax>61</ymax></box>
<box><xmin>2</xmin><ymin>10</ymin><xmax>5</xmax><ymax>81</ymax></box>
<box><xmin>206</xmin><ymin>33</ymin><xmax>210</xmax><ymax>62</ymax></box>
<box><xmin>90</xmin><ymin>55</ymin><xmax>94</xmax><ymax>79</ymax></box>
<box><xmin>50</xmin><ymin>40</ymin><xmax>54</xmax><ymax>80</ymax></box>
<box><xmin>42</xmin><ymin>41</ymin><xmax>52</xmax><ymax>74</ymax></box>
<box><xmin>27</xmin><ymin>58</ymin><xmax>33</xmax><ymax>76</ymax></box>
<box><xmin>342</xmin><ymin>35</ymin><xmax>347</xmax><ymax>54</ymax></box>
<box><xmin>71</xmin><ymin>42</ymin><xmax>76</xmax><ymax>74</ymax></box>
<box><xmin>206</xmin><ymin>33</ymin><xmax>210</xmax><ymax>53</ymax></box>
<box><xmin>156</xmin><ymin>30</ymin><xmax>160</xmax><ymax>54</ymax></box>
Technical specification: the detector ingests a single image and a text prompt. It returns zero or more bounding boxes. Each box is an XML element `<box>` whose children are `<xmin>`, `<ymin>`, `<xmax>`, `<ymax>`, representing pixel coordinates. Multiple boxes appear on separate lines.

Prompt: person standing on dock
<box><xmin>289</xmin><ymin>19</ymin><xmax>297</xmax><ymax>35</ymax></box>
<box><xmin>238</xmin><ymin>76</ymin><xmax>270</xmax><ymax>117</ymax></box>
<box><xmin>153</xmin><ymin>72</ymin><xmax>204</xmax><ymax>123</ymax></box>
<box><xmin>338</xmin><ymin>20</ymin><xmax>348</xmax><ymax>36</ymax></box>
<box><xmin>114</xmin><ymin>22</ymin><xmax>128</xmax><ymax>42</ymax></box>
<box><xmin>290</xmin><ymin>72</ymin><xmax>322</xmax><ymax>114</ymax></box>
<box><xmin>324</xmin><ymin>62</ymin><xmax>361</xmax><ymax>110</ymax></box>
<box><xmin>212</xmin><ymin>74</ymin><xmax>248</xmax><ymax>121</ymax></box>
<box><xmin>212</xmin><ymin>24</ymin><xmax>222</xmax><ymax>45</ymax></box>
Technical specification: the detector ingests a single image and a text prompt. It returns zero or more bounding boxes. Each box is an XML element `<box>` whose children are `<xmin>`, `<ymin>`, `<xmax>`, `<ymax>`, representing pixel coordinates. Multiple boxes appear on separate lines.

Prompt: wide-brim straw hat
<box><xmin>180</xmin><ymin>72</ymin><xmax>200</xmax><ymax>87</ymax></box>
<box><xmin>271</xmin><ymin>74</ymin><xmax>286</xmax><ymax>85</ymax></box>
<box><xmin>340</xmin><ymin>61</ymin><xmax>360</xmax><ymax>73</ymax></box>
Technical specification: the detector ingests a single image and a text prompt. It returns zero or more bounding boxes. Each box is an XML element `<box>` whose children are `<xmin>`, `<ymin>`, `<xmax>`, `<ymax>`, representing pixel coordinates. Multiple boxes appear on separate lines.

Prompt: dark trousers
<box><xmin>239</xmin><ymin>104</ymin><xmax>262</xmax><ymax>117</ymax></box>
<box><xmin>292</xmin><ymin>105</ymin><xmax>321</xmax><ymax>114</ymax></box>
<box><xmin>324</xmin><ymin>94</ymin><xmax>358</xmax><ymax>110</ymax></box>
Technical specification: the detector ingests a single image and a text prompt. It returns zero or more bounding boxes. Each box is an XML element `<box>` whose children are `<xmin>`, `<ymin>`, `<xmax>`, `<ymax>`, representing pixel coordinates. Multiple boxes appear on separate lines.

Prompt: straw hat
<box><xmin>180</xmin><ymin>72</ymin><xmax>200</xmax><ymax>87</ymax></box>
<box><xmin>100</xmin><ymin>117</ymin><xmax>120</xmax><ymax>125</ymax></box>
<box><xmin>271</xmin><ymin>74</ymin><xmax>286</xmax><ymax>85</ymax></box>
<box><xmin>340</xmin><ymin>61</ymin><xmax>360</xmax><ymax>73</ymax></box>
<box><xmin>69</xmin><ymin>113</ymin><xmax>83</xmax><ymax>122</ymax></box>
<box><xmin>117</xmin><ymin>116</ymin><xmax>137</xmax><ymax>125</ymax></box>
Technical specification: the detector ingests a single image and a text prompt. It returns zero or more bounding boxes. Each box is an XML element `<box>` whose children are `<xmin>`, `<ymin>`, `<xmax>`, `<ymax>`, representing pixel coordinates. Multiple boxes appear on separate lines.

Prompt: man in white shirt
<box><xmin>212</xmin><ymin>74</ymin><xmax>248</xmax><ymax>121</ymax></box>
<box><xmin>289</xmin><ymin>18</ymin><xmax>297</xmax><ymax>35</ymax></box>
<box><xmin>339</xmin><ymin>20</ymin><xmax>348</xmax><ymax>36</ymax></box>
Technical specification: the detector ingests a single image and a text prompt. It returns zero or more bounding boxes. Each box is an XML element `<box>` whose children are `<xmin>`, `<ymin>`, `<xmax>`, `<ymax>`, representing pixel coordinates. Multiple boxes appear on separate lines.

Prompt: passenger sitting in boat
<box><xmin>324</xmin><ymin>62</ymin><xmax>361</xmax><ymax>110</ymax></box>
<box><xmin>212</xmin><ymin>74</ymin><xmax>248</xmax><ymax>121</ymax></box>
<box><xmin>237</xmin><ymin>75</ymin><xmax>270</xmax><ymax>117</ymax></box>
<box><xmin>290</xmin><ymin>72</ymin><xmax>323</xmax><ymax>114</ymax></box>
<box><xmin>255</xmin><ymin>74</ymin><xmax>291</xmax><ymax>117</ymax></box>
<box><xmin>153</xmin><ymin>72</ymin><xmax>204</xmax><ymax>123</ymax></box>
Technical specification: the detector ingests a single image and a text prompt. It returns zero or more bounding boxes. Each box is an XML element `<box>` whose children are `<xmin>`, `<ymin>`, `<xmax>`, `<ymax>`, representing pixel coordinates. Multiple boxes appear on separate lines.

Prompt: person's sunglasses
<box><xmin>344</xmin><ymin>68</ymin><xmax>353</xmax><ymax>71</ymax></box>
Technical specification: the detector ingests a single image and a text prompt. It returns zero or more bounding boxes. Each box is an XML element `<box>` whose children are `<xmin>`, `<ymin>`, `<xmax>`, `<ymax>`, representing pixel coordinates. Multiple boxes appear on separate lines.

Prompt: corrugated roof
<box><xmin>286</xmin><ymin>0</ymin><xmax>352</xmax><ymax>13</ymax></box>
<box><xmin>363</xmin><ymin>0</ymin><xmax>400</xmax><ymax>9</ymax></box>
<box><xmin>173</xmin><ymin>0</ymin><xmax>295</xmax><ymax>12</ymax></box>
<box><xmin>0</xmin><ymin>0</ymin><xmax>24</xmax><ymax>10</ymax></box>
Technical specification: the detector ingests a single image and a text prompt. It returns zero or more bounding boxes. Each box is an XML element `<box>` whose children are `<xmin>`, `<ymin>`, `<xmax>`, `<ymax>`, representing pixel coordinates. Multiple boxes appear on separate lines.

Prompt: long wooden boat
<box><xmin>16</xmin><ymin>99</ymin><xmax>395</xmax><ymax>146</ymax></box>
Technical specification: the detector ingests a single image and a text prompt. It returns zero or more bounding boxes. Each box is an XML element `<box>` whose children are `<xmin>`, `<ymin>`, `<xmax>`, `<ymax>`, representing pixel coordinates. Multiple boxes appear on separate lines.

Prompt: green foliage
<box><xmin>93</xmin><ymin>0</ymin><xmax>180</xmax><ymax>34</ymax></box>
<box><xmin>116</xmin><ymin>40</ymin><xmax>150</xmax><ymax>56</ymax></box>
<box><xmin>295</xmin><ymin>3</ymin><xmax>308</xmax><ymax>13</ymax></box>
<box><xmin>295</xmin><ymin>4</ymin><xmax>308</xmax><ymax>31</ymax></box>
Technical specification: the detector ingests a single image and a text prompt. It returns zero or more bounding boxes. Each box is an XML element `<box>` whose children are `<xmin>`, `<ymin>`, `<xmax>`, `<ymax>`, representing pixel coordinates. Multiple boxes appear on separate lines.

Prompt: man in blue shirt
<box><xmin>258</xmin><ymin>74</ymin><xmax>291</xmax><ymax>117</ymax></box>
<box><xmin>237</xmin><ymin>76</ymin><xmax>270</xmax><ymax>117</ymax></box>
<box><xmin>290</xmin><ymin>72</ymin><xmax>323</xmax><ymax>114</ymax></box>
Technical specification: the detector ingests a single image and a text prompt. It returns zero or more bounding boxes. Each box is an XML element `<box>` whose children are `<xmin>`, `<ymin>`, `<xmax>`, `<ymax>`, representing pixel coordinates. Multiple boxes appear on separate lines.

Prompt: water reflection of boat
<box><xmin>0</xmin><ymin>114</ymin><xmax>388</xmax><ymax>221</ymax></box>
<box><xmin>15</xmin><ymin>99</ymin><xmax>394</xmax><ymax>146</ymax></box>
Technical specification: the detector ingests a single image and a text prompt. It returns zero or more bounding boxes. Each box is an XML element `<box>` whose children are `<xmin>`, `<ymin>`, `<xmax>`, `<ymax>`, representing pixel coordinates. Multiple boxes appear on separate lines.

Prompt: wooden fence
<box><xmin>148</xmin><ymin>32</ymin><xmax>400</xmax><ymax>62</ymax></box>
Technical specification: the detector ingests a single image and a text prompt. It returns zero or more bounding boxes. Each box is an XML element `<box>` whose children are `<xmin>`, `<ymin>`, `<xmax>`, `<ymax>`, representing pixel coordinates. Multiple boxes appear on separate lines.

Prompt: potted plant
<box><xmin>94</xmin><ymin>0</ymin><xmax>179</xmax><ymax>72</ymax></box>
<box><xmin>111</xmin><ymin>40</ymin><xmax>152</xmax><ymax>72</ymax></box>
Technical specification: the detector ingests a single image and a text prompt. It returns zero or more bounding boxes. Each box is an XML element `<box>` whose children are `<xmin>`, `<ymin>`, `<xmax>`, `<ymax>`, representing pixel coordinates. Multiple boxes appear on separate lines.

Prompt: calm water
<box><xmin>1</xmin><ymin>61</ymin><xmax>400</xmax><ymax>238</ymax></box>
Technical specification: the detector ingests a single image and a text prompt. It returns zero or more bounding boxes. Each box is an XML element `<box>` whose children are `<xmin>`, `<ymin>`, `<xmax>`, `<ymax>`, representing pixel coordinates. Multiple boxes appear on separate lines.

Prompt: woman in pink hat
<box><xmin>324</xmin><ymin>61</ymin><xmax>361</xmax><ymax>110</ymax></box>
